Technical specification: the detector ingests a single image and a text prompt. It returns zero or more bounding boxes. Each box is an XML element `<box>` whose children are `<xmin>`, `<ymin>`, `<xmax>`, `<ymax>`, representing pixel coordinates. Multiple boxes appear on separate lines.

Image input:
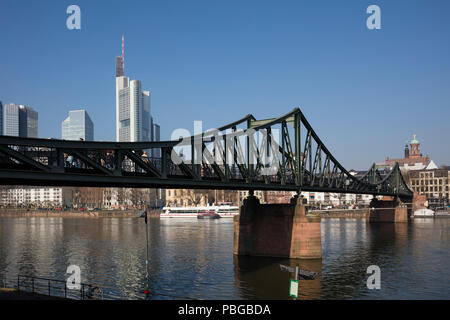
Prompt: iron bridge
<box><xmin>0</xmin><ymin>108</ymin><xmax>413</xmax><ymax>198</ymax></box>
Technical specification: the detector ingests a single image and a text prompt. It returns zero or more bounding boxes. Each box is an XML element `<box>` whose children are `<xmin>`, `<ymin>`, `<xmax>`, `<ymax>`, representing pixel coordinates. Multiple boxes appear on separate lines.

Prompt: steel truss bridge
<box><xmin>0</xmin><ymin>108</ymin><xmax>412</xmax><ymax>198</ymax></box>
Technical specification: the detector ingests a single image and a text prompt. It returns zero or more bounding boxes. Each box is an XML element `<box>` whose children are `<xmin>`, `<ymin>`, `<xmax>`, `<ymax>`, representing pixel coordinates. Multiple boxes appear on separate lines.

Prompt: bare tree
<box><xmin>117</xmin><ymin>188</ymin><xmax>126</xmax><ymax>206</ymax></box>
<box><xmin>71</xmin><ymin>187</ymin><xmax>81</xmax><ymax>208</ymax></box>
<box><xmin>186</xmin><ymin>190</ymin><xmax>202</xmax><ymax>206</ymax></box>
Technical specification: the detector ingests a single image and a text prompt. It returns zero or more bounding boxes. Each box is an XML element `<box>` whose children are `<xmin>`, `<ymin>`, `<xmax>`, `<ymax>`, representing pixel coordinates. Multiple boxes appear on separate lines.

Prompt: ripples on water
<box><xmin>0</xmin><ymin>217</ymin><xmax>449</xmax><ymax>299</ymax></box>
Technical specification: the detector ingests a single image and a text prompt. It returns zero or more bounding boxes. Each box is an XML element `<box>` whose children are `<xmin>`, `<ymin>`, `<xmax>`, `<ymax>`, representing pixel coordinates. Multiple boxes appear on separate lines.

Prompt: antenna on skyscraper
<box><xmin>122</xmin><ymin>35</ymin><xmax>124</xmax><ymax>64</ymax></box>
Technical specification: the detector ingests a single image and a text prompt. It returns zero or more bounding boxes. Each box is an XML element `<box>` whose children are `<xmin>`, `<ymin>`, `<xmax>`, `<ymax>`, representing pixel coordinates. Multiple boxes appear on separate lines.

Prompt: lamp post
<box><xmin>137</xmin><ymin>208</ymin><xmax>150</xmax><ymax>299</ymax></box>
<box><xmin>144</xmin><ymin>209</ymin><xmax>150</xmax><ymax>298</ymax></box>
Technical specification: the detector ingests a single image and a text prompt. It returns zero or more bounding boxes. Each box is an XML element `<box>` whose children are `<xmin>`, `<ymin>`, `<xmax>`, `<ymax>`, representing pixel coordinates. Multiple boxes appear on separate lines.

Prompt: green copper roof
<box><xmin>410</xmin><ymin>134</ymin><xmax>419</xmax><ymax>144</ymax></box>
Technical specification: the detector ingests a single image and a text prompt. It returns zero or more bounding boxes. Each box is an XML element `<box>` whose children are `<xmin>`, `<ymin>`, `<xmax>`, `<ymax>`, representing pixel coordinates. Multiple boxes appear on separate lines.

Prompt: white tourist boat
<box><xmin>434</xmin><ymin>208</ymin><xmax>450</xmax><ymax>217</ymax></box>
<box><xmin>413</xmin><ymin>208</ymin><xmax>435</xmax><ymax>218</ymax></box>
<box><xmin>161</xmin><ymin>204</ymin><xmax>239</xmax><ymax>218</ymax></box>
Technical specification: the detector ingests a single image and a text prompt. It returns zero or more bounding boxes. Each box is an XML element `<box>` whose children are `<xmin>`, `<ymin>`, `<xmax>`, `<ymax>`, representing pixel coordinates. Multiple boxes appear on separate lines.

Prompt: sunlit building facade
<box><xmin>62</xmin><ymin>109</ymin><xmax>94</xmax><ymax>141</ymax></box>
<box><xmin>2</xmin><ymin>103</ymin><xmax>38</xmax><ymax>138</ymax></box>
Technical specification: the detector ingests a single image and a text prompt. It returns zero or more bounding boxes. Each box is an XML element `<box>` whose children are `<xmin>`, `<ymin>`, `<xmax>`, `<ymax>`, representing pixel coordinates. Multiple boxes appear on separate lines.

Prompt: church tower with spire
<box><xmin>377</xmin><ymin>134</ymin><xmax>430</xmax><ymax>171</ymax></box>
<box><xmin>409</xmin><ymin>134</ymin><xmax>421</xmax><ymax>158</ymax></box>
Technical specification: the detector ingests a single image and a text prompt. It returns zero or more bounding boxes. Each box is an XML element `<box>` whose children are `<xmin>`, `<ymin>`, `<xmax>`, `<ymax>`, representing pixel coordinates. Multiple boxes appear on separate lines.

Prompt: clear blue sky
<box><xmin>1</xmin><ymin>0</ymin><xmax>449</xmax><ymax>170</ymax></box>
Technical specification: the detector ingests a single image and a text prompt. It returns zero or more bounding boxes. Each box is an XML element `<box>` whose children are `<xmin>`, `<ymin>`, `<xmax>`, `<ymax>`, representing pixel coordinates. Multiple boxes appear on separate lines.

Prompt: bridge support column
<box><xmin>233</xmin><ymin>194</ymin><xmax>322</xmax><ymax>259</ymax></box>
<box><xmin>367</xmin><ymin>197</ymin><xmax>409</xmax><ymax>223</ymax></box>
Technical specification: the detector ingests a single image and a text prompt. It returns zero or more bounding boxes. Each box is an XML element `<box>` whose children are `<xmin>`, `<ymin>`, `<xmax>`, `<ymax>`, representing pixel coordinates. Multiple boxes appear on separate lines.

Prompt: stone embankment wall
<box><xmin>312</xmin><ymin>209</ymin><xmax>369</xmax><ymax>218</ymax></box>
<box><xmin>0</xmin><ymin>209</ymin><xmax>162</xmax><ymax>218</ymax></box>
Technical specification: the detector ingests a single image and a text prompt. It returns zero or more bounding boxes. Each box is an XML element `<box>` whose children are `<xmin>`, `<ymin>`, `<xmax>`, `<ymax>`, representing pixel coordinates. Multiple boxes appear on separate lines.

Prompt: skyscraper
<box><xmin>19</xmin><ymin>105</ymin><xmax>38</xmax><ymax>138</ymax></box>
<box><xmin>115</xmin><ymin>56</ymin><xmax>124</xmax><ymax>77</ymax></box>
<box><xmin>3</xmin><ymin>103</ymin><xmax>19</xmax><ymax>136</ymax></box>
<box><xmin>115</xmin><ymin>36</ymin><xmax>151</xmax><ymax>142</ymax></box>
<box><xmin>2</xmin><ymin>103</ymin><xmax>38</xmax><ymax>137</ymax></box>
<box><xmin>152</xmin><ymin>122</ymin><xmax>161</xmax><ymax>158</ymax></box>
<box><xmin>62</xmin><ymin>109</ymin><xmax>94</xmax><ymax>141</ymax></box>
<box><xmin>113</xmin><ymin>37</ymin><xmax>164</xmax><ymax>207</ymax></box>
<box><xmin>116</xmin><ymin>35</ymin><xmax>124</xmax><ymax>77</ymax></box>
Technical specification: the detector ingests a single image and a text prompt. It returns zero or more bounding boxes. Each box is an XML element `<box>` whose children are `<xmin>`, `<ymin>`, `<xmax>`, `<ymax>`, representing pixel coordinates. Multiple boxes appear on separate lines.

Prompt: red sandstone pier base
<box><xmin>367</xmin><ymin>197</ymin><xmax>410</xmax><ymax>223</ymax></box>
<box><xmin>233</xmin><ymin>195</ymin><xmax>322</xmax><ymax>259</ymax></box>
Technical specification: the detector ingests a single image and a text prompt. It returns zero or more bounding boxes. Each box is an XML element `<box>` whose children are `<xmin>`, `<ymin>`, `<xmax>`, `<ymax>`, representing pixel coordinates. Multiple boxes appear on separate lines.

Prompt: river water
<box><xmin>0</xmin><ymin>217</ymin><xmax>449</xmax><ymax>299</ymax></box>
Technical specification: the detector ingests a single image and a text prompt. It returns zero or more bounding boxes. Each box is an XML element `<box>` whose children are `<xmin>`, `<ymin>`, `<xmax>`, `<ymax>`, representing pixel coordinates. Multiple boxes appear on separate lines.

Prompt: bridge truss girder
<box><xmin>0</xmin><ymin>108</ymin><xmax>413</xmax><ymax>198</ymax></box>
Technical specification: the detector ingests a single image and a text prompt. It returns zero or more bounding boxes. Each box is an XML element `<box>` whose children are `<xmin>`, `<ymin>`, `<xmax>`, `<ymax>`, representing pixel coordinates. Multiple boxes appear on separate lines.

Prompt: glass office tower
<box><xmin>62</xmin><ymin>109</ymin><xmax>94</xmax><ymax>141</ymax></box>
<box><xmin>3</xmin><ymin>104</ymin><xmax>38</xmax><ymax>138</ymax></box>
<box><xmin>19</xmin><ymin>105</ymin><xmax>38</xmax><ymax>138</ymax></box>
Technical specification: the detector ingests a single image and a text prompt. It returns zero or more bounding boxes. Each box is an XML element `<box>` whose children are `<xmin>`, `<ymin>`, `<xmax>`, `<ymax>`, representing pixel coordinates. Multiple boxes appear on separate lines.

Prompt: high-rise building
<box><xmin>116</xmin><ymin>35</ymin><xmax>124</xmax><ymax>77</ymax></box>
<box><xmin>2</xmin><ymin>103</ymin><xmax>38</xmax><ymax>137</ymax></box>
<box><xmin>113</xmin><ymin>36</ymin><xmax>164</xmax><ymax>207</ymax></box>
<box><xmin>116</xmin><ymin>56</ymin><xmax>124</xmax><ymax>77</ymax></box>
<box><xmin>152</xmin><ymin>122</ymin><xmax>161</xmax><ymax>158</ymax></box>
<box><xmin>115</xmin><ymin>37</ymin><xmax>151</xmax><ymax>142</ymax></box>
<box><xmin>3</xmin><ymin>103</ymin><xmax>19</xmax><ymax>136</ymax></box>
<box><xmin>19</xmin><ymin>105</ymin><xmax>38</xmax><ymax>138</ymax></box>
<box><xmin>62</xmin><ymin>109</ymin><xmax>94</xmax><ymax>141</ymax></box>
<box><xmin>116</xmin><ymin>78</ymin><xmax>151</xmax><ymax>142</ymax></box>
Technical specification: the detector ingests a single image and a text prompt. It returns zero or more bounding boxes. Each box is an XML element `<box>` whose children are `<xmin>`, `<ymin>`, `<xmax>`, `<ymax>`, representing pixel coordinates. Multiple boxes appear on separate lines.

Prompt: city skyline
<box><xmin>1</xmin><ymin>1</ymin><xmax>450</xmax><ymax>304</ymax></box>
<box><xmin>0</xmin><ymin>0</ymin><xmax>449</xmax><ymax>170</ymax></box>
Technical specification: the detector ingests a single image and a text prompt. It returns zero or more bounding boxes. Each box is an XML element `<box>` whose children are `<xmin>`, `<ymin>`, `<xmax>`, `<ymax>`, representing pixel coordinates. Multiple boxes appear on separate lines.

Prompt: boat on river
<box><xmin>435</xmin><ymin>208</ymin><xmax>450</xmax><ymax>217</ymax></box>
<box><xmin>197</xmin><ymin>211</ymin><xmax>221</xmax><ymax>219</ymax></box>
<box><xmin>161</xmin><ymin>205</ymin><xmax>239</xmax><ymax>218</ymax></box>
<box><xmin>414</xmin><ymin>208</ymin><xmax>435</xmax><ymax>218</ymax></box>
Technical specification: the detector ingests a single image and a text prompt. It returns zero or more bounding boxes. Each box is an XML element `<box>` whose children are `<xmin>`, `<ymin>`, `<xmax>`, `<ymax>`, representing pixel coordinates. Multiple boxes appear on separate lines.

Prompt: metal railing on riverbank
<box><xmin>1</xmin><ymin>275</ymin><xmax>105</xmax><ymax>300</ymax></box>
<box><xmin>1</xmin><ymin>275</ymin><xmax>202</xmax><ymax>300</ymax></box>
<box><xmin>18</xmin><ymin>275</ymin><xmax>104</xmax><ymax>300</ymax></box>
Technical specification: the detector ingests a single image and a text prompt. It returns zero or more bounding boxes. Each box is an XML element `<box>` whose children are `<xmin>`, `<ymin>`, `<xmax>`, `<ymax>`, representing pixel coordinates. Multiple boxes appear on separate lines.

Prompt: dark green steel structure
<box><xmin>0</xmin><ymin>108</ymin><xmax>413</xmax><ymax>198</ymax></box>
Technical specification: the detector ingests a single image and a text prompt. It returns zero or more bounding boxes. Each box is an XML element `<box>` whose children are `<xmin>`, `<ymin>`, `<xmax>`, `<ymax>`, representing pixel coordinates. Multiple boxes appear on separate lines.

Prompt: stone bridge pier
<box><xmin>367</xmin><ymin>196</ymin><xmax>412</xmax><ymax>223</ymax></box>
<box><xmin>233</xmin><ymin>193</ymin><xmax>322</xmax><ymax>259</ymax></box>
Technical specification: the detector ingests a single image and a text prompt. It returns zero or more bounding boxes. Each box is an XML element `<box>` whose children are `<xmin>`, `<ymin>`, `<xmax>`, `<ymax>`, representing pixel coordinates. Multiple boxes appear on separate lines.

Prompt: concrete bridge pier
<box><xmin>233</xmin><ymin>193</ymin><xmax>322</xmax><ymax>259</ymax></box>
<box><xmin>367</xmin><ymin>196</ymin><xmax>410</xmax><ymax>223</ymax></box>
